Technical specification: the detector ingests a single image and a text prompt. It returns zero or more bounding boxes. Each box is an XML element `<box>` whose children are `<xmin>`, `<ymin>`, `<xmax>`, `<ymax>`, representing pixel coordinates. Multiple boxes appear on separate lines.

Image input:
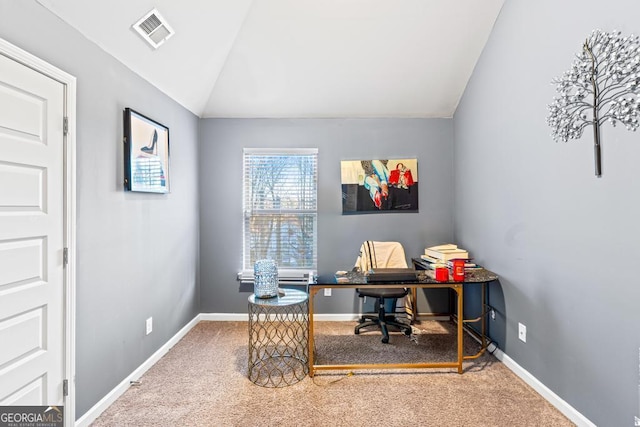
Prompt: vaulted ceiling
<box><xmin>36</xmin><ymin>0</ymin><xmax>504</xmax><ymax>118</ymax></box>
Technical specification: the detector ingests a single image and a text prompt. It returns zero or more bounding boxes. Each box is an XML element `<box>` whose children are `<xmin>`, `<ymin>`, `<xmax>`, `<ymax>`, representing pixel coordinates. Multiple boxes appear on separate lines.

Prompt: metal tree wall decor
<box><xmin>547</xmin><ymin>29</ymin><xmax>640</xmax><ymax>177</ymax></box>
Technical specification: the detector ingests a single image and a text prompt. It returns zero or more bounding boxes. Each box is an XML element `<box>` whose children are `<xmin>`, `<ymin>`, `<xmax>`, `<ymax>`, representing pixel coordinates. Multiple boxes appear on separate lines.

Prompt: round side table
<box><xmin>248</xmin><ymin>288</ymin><xmax>309</xmax><ymax>387</ymax></box>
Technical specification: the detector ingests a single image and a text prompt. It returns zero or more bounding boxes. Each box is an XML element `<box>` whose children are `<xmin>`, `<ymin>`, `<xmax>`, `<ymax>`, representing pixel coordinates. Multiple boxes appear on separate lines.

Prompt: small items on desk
<box><xmin>413</xmin><ymin>258</ymin><xmax>498</xmax><ymax>284</ymax></box>
<box><xmin>364</xmin><ymin>268</ymin><xmax>418</xmax><ymax>283</ymax></box>
<box><xmin>424</xmin><ymin>243</ymin><xmax>469</xmax><ymax>262</ymax></box>
<box><xmin>425</xmin><ymin>261</ymin><xmax>465</xmax><ymax>282</ymax></box>
<box><xmin>421</xmin><ymin>243</ymin><xmax>481</xmax><ymax>283</ymax></box>
<box><xmin>451</xmin><ymin>259</ymin><xmax>465</xmax><ymax>281</ymax></box>
<box><xmin>335</xmin><ymin>270</ymin><xmax>349</xmax><ymax>283</ymax></box>
<box><xmin>435</xmin><ymin>266</ymin><xmax>449</xmax><ymax>282</ymax></box>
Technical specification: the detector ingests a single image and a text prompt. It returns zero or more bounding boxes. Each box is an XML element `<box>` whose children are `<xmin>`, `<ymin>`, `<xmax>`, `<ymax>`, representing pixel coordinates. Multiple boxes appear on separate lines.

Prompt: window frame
<box><xmin>240</xmin><ymin>147</ymin><xmax>318</xmax><ymax>282</ymax></box>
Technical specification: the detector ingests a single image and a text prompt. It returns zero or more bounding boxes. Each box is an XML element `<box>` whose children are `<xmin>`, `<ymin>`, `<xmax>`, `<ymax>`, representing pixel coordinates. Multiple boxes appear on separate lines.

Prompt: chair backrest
<box><xmin>354</xmin><ymin>241</ymin><xmax>408</xmax><ymax>271</ymax></box>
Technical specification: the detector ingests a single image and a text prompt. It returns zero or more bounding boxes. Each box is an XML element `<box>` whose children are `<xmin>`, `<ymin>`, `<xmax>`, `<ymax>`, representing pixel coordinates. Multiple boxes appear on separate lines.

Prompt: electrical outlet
<box><xmin>324</xmin><ymin>288</ymin><xmax>332</xmax><ymax>297</ymax></box>
<box><xmin>146</xmin><ymin>317</ymin><xmax>153</xmax><ymax>335</ymax></box>
<box><xmin>518</xmin><ymin>322</ymin><xmax>526</xmax><ymax>342</ymax></box>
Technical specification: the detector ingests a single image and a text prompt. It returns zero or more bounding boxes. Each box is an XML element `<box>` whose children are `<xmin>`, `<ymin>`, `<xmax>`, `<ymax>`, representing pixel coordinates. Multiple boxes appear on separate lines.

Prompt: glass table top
<box><xmin>248</xmin><ymin>288</ymin><xmax>308</xmax><ymax>306</ymax></box>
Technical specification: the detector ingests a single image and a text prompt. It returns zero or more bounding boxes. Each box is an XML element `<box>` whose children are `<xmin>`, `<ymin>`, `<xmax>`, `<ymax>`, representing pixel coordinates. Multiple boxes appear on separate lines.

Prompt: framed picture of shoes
<box><xmin>341</xmin><ymin>158</ymin><xmax>418</xmax><ymax>214</ymax></box>
<box><xmin>123</xmin><ymin>108</ymin><xmax>170</xmax><ymax>193</ymax></box>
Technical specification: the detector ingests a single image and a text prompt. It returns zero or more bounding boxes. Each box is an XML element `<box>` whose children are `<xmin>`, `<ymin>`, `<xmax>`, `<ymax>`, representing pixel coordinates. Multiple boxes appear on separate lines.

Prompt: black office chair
<box><xmin>354</xmin><ymin>241</ymin><xmax>412</xmax><ymax>343</ymax></box>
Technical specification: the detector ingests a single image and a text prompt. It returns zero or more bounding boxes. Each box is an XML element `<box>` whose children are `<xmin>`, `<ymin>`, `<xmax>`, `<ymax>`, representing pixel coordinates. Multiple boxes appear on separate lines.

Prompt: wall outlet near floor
<box><xmin>324</xmin><ymin>288</ymin><xmax>332</xmax><ymax>297</ymax></box>
<box><xmin>146</xmin><ymin>317</ymin><xmax>153</xmax><ymax>335</ymax></box>
<box><xmin>518</xmin><ymin>322</ymin><xmax>526</xmax><ymax>342</ymax></box>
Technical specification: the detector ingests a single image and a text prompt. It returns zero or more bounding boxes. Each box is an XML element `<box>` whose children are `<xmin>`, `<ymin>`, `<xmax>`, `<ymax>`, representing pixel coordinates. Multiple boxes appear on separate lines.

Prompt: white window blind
<box><xmin>242</xmin><ymin>148</ymin><xmax>318</xmax><ymax>276</ymax></box>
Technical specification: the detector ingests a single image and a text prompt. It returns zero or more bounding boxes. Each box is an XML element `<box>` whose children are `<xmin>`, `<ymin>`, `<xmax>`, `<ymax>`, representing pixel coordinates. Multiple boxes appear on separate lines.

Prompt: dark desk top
<box><xmin>411</xmin><ymin>257</ymin><xmax>498</xmax><ymax>283</ymax></box>
<box><xmin>327</xmin><ymin>264</ymin><xmax>498</xmax><ymax>286</ymax></box>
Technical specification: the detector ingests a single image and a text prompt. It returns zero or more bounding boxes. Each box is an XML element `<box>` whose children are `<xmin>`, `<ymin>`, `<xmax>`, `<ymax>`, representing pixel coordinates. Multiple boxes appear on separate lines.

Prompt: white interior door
<box><xmin>0</xmin><ymin>52</ymin><xmax>66</xmax><ymax>406</ymax></box>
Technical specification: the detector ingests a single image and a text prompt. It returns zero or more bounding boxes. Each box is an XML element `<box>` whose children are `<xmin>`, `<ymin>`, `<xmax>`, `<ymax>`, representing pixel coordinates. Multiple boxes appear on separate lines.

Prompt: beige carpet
<box><xmin>91</xmin><ymin>320</ymin><xmax>574</xmax><ymax>427</ymax></box>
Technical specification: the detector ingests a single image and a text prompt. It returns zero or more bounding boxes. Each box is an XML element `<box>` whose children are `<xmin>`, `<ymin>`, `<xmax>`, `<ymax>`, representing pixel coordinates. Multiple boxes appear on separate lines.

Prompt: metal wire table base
<box><xmin>248</xmin><ymin>290</ymin><xmax>309</xmax><ymax>387</ymax></box>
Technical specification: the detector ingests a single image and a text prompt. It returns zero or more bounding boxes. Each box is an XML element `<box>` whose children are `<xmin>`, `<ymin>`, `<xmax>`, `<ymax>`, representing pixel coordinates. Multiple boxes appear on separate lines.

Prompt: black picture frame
<box><xmin>123</xmin><ymin>108</ymin><xmax>170</xmax><ymax>193</ymax></box>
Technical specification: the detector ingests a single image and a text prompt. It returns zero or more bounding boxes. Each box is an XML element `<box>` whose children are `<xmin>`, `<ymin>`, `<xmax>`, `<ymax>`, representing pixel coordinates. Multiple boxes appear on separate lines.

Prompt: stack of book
<box><xmin>420</xmin><ymin>244</ymin><xmax>478</xmax><ymax>269</ymax></box>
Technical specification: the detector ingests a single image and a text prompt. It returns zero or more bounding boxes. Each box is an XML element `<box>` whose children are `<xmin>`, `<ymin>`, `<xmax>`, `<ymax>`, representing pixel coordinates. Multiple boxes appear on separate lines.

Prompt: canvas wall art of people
<box><xmin>340</xmin><ymin>158</ymin><xmax>418</xmax><ymax>214</ymax></box>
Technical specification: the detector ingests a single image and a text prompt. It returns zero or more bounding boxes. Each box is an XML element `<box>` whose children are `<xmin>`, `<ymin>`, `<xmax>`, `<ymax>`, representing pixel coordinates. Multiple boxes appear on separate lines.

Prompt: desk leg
<box><xmin>457</xmin><ymin>284</ymin><xmax>464</xmax><ymax>374</ymax></box>
<box><xmin>462</xmin><ymin>282</ymin><xmax>490</xmax><ymax>361</ymax></box>
<box><xmin>481</xmin><ymin>282</ymin><xmax>486</xmax><ymax>350</ymax></box>
<box><xmin>308</xmin><ymin>287</ymin><xmax>319</xmax><ymax>377</ymax></box>
<box><xmin>410</xmin><ymin>287</ymin><xmax>417</xmax><ymax>323</ymax></box>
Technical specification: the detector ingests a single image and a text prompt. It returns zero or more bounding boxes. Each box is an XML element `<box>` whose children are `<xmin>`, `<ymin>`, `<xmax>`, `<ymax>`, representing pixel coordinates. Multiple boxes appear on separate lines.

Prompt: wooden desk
<box><xmin>307</xmin><ymin>266</ymin><xmax>498</xmax><ymax>377</ymax></box>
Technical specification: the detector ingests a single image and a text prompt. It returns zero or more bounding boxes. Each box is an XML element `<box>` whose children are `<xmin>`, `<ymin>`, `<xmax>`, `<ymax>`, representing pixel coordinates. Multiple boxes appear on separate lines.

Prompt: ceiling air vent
<box><xmin>132</xmin><ymin>8</ymin><xmax>174</xmax><ymax>49</ymax></box>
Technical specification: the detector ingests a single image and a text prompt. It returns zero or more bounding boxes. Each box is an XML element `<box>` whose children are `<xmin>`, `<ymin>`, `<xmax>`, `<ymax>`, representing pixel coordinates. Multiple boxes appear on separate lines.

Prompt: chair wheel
<box><xmin>403</xmin><ymin>328</ymin><xmax>412</xmax><ymax>336</ymax></box>
<box><xmin>355</xmin><ymin>329</ymin><xmax>360</xmax><ymax>335</ymax></box>
<box><xmin>382</xmin><ymin>337</ymin><xmax>389</xmax><ymax>344</ymax></box>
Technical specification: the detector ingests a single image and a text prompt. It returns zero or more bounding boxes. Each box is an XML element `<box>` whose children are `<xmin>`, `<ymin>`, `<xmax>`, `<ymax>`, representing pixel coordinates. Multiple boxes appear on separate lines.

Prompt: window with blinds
<box><xmin>242</xmin><ymin>148</ymin><xmax>318</xmax><ymax>277</ymax></box>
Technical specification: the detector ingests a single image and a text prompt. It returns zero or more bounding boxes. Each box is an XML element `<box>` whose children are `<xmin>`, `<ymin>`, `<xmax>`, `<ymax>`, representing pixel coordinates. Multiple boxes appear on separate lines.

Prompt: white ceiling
<box><xmin>36</xmin><ymin>0</ymin><xmax>504</xmax><ymax>119</ymax></box>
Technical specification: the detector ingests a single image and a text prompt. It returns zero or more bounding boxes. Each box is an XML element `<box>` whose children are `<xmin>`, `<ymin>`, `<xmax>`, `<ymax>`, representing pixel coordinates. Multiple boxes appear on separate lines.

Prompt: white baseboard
<box><xmin>75</xmin><ymin>315</ymin><xmax>201</xmax><ymax>427</ymax></box>
<box><xmin>199</xmin><ymin>313</ymin><xmax>249</xmax><ymax>321</ymax></box>
<box><xmin>311</xmin><ymin>313</ymin><xmax>360</xmax><ymax>321</ymax></box>
<box><xmin>491</xmin><ymin>347</ymin><xmax>595</xmax><ymax>427</ymax></box>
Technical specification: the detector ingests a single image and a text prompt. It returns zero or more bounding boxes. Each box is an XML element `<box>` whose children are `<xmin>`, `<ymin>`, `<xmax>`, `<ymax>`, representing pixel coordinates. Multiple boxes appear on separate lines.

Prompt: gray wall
<box><xmin>454</xmin><ymin>0</ymin><xmax>640</xmax><ymax>425</ymax></box>
<box><xmin>0</xmin><ymin>1</ymin><xmax>201</xmax><ymax>419</ymax></box>
<box><xmin>199</xmin><ymin>118</ymin><xmax>455</xmax><ymax>314</ymax></box>
<box><xmin>6</xmin><ymin>0</ymin><xmax>633</xmax><ymax>424</ymax></box>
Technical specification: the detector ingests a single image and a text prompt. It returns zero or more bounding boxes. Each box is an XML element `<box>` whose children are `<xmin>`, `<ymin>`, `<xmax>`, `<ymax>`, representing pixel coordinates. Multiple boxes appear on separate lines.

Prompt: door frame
<box><xmin>0</xmin><ymin>38</ymin><xmax>77</xmax><ymax>426</ymax></box>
